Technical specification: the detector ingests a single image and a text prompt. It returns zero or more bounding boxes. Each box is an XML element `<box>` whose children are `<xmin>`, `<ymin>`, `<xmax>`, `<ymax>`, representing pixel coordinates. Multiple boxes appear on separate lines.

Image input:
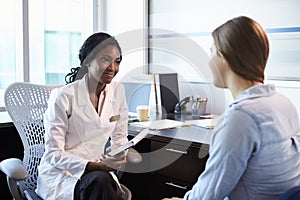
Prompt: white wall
<box><xmin>180</xmin><ymin>81</ymin><xmax>300</xmax><ymax>117</ymax></box>
<box><xmin>137</xmin><ymin>77</ymin><xmax>300</xmax><ymax>117</ymax></box>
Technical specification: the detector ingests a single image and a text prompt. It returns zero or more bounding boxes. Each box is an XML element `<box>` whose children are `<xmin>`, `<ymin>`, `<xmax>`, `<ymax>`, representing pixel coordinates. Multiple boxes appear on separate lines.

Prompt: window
<box><xmin>44</xmin><ymin>31</ymin><xmax>81</xmax><ymax>84</ymax></box>
<box><xmin>0</xmin><ymin>0</ymin><xmax>94</xmax><ymax>109</ymax></box>
<box><xmin>29</xmin><ymin>0</ymin><xmax>91</xmax><ymax>85</ymax></box>
<box><xmin>149</xmin><ymin>0</ymin><xmax>300</xmax><ymax>83</ymax></box>
<box><xmin>100</xmin><ymin>0</ymin><xmax>146</xmax><ymax>83</ymax></box>
<box><xmin>0</xmin><ymin>0</ymin><xmax>21</xmax><ymax>110</ymax></box>
<box><xmin>2</xmin><ymin>0</ymin><xmax>299</xmax><ymax>113</ymax></box>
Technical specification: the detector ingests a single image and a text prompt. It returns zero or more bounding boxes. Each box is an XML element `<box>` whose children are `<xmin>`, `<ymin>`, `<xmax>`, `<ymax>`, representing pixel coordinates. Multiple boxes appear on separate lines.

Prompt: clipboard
<box><xmin>108</xmin><ymin>128</ymin><xmax>149</xmax><ymax>157</ymax></box>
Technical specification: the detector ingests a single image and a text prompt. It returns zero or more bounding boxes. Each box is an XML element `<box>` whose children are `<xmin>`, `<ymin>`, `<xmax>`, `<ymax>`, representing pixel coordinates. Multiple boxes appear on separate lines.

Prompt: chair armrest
<box><xmin>127</xmin><ymin>148</ymin><xmax>142</xmax><ymax>164</ymax></box>
<box><xmin>0</xmin><ymin>158</ymin><xmax>28</xmax><ymax>180</ymax></box>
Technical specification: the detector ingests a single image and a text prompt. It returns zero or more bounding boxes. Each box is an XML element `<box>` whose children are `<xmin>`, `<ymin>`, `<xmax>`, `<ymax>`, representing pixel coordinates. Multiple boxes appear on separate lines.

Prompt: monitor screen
<box><xmin>158</xmin><ymin>73</ymin><xmax>179</xmax><ymax>114</ymax></box>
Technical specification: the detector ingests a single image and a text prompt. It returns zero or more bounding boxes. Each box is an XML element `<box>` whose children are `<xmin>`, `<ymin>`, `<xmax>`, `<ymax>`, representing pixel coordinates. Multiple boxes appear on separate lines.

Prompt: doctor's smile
<box><xmin>87</xmin><ymin>44</ymin><xmax>122</xmax><ymax>85</ymax></box>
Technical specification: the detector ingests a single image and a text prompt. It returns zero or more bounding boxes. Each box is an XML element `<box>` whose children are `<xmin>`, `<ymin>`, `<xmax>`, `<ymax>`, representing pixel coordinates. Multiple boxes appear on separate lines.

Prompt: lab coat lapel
<box><xmin>100</xmin><ymin>84</ymin><xmax>113</xmax><ymax>127</ymax></box>
<box><xmin>77</xmin><ymin>77</ymin><xmax>100</xmax><ymax>122</ymax></box>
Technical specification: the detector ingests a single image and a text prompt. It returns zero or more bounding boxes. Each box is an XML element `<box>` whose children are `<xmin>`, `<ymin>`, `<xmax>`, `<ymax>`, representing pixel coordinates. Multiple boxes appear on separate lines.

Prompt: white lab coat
<box><xmin>36</xmin><ymin>76</ymin><xmax>128</xmax><ymax>199</ymax></box>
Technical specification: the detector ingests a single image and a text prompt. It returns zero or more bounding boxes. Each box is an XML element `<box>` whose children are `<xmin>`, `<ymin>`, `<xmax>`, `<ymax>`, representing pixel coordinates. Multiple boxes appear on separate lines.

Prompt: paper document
<box><xmin>185</xmin><ymin>118</ymin><xmax>218</xmax><ymax>129</ymax></box>
<box><xmin>108</xmin><ymin>128</ymin><xmax>149</xmax><ymax>156</ymax></box>
<box><xmin>130</xmin><ymin>119</ymin><xmax>191</xmax><ymax>130</ymax></box>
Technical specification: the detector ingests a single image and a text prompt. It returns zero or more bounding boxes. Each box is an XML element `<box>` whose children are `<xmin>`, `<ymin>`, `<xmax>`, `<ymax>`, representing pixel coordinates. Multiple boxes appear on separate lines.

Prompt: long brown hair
<box><xmin>212</xmin><ymin>16</ymin><xmax>269</xmax><ymax>83</ymax></box>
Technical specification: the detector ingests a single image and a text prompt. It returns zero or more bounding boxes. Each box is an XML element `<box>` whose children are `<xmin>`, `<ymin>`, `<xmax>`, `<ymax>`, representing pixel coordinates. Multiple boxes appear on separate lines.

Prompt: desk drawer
<box><xmin>151</xmin><ymin>140</ymin><xmax>209</xmax><ymax>183</ymax></box>
<box><xmin>151</xmin><ymin>173</ymin><xmax>190</xmax><ymax>200</ymax></box>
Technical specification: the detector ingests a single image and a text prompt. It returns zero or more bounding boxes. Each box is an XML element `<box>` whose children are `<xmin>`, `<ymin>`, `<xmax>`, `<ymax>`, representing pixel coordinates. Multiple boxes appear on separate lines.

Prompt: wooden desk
<box><xmin>120</xmin><ymin>120</ymin><xmax>212</xmax><ymax>200</ymax></box>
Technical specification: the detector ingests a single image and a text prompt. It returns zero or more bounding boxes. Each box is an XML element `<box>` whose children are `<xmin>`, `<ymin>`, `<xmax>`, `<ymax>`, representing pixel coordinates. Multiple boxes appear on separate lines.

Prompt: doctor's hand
<box><xmin>101</xmin><ymin>152</ymin><xmax>127</xmax><ymax>170</ymax></box>
<box><xmin>85</xmin><ymin>153</ymin><xmax>126</xmax><ymax>172</ymax></box>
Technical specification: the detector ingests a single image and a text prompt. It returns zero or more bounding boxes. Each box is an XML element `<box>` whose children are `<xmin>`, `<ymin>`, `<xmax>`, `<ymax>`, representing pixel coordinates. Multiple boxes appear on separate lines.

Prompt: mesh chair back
<box><xmin>4</xmin><ymin>82</ymin><xmax>60</xmax><ymax>192</ymax></box>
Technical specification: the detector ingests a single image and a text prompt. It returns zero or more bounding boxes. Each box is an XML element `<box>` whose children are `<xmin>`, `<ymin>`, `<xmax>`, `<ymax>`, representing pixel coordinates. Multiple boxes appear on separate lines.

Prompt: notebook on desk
<box><xmin>130</xmin><ymin>119</ymin><xmax>191</xmax><ymax>130</ymax></box>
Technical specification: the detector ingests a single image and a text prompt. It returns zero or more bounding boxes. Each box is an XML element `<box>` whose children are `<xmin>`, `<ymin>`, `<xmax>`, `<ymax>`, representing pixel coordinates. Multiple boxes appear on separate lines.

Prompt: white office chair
<box><xmin>0</xmin><ymin>82</ymin><xmax>136</xmax><ymax>200</ymax></box>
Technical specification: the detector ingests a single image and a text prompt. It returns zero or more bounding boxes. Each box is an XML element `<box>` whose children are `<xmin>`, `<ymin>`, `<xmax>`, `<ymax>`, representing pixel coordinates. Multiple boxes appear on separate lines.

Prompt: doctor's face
<box><xmin>88</xmin><ymin>45</ymin><xmax>121</xmax><ymax>84</ymax></box>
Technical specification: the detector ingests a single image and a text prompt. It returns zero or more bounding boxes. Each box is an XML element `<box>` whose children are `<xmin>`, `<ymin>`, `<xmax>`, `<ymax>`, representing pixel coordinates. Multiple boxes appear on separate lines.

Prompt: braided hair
<box><xmin>65</xmin><ymin>32</ymin><xmax>122</xmax><ymax>84</ymax></box>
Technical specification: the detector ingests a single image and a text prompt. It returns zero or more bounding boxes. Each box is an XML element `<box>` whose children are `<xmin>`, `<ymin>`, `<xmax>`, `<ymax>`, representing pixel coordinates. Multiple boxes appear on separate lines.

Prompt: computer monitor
<box><xmin>123</xmin><ymin>82</ymin><xmax>151</xmax><ymax>113</ymax></box>
<box><xmin>157</xmin><ymin>73</ymin><xmax>180</xmax><ymax>114</ymax></box>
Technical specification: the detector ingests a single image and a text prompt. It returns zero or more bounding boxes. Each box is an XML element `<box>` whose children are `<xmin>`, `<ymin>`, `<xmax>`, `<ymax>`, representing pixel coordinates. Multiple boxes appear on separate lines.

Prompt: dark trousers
<box><xmin>74</xmin><ymin>171</ymin><xmax>123</xmax><ymax>200</ymax></box>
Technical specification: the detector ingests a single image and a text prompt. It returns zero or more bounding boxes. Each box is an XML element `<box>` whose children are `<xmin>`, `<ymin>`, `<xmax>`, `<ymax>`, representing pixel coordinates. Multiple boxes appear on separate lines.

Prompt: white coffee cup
<box><xmin>136</xmin><ymin>105</ymin><xmax>149</xmax><ymax>122</ymax></box>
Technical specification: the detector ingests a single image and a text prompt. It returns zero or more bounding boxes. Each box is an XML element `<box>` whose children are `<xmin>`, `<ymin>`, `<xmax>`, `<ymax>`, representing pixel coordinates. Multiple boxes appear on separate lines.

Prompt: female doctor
<box><xmin>36</xmin><ymin>32</ymin><xmax>128</xmax><ymax>200</ymax></box>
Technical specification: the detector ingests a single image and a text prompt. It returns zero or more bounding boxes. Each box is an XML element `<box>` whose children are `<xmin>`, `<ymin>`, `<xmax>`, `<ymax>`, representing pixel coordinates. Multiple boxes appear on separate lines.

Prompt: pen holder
<box><xmin>191</xmin><ymin>99</ymin><xmax>207</xmax><ymax>116</ymax></box>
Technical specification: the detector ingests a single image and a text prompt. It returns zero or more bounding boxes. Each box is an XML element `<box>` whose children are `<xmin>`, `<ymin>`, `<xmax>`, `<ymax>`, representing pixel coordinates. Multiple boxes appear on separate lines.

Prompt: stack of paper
<box><xmin>130</xmin><ymin>119</ymin><xmax>191</xmax><ymax>130</ymax></box>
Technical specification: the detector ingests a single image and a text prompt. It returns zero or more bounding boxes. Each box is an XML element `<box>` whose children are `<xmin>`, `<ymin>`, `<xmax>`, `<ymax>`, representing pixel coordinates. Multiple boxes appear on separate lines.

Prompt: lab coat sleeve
<box><xmin>184</xmin><ymin>109</ymin><xmax>261</xmax><ymax>200</ymax></box>
<box><xmin>43</xmin><ymin>88</ymin><xmax>88</xmax><ymax>179</ymax></box>
<box><xmin>110</xmin><ymin>83</ymin><xmax>129</xmax><ymax>151</ymax></box>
